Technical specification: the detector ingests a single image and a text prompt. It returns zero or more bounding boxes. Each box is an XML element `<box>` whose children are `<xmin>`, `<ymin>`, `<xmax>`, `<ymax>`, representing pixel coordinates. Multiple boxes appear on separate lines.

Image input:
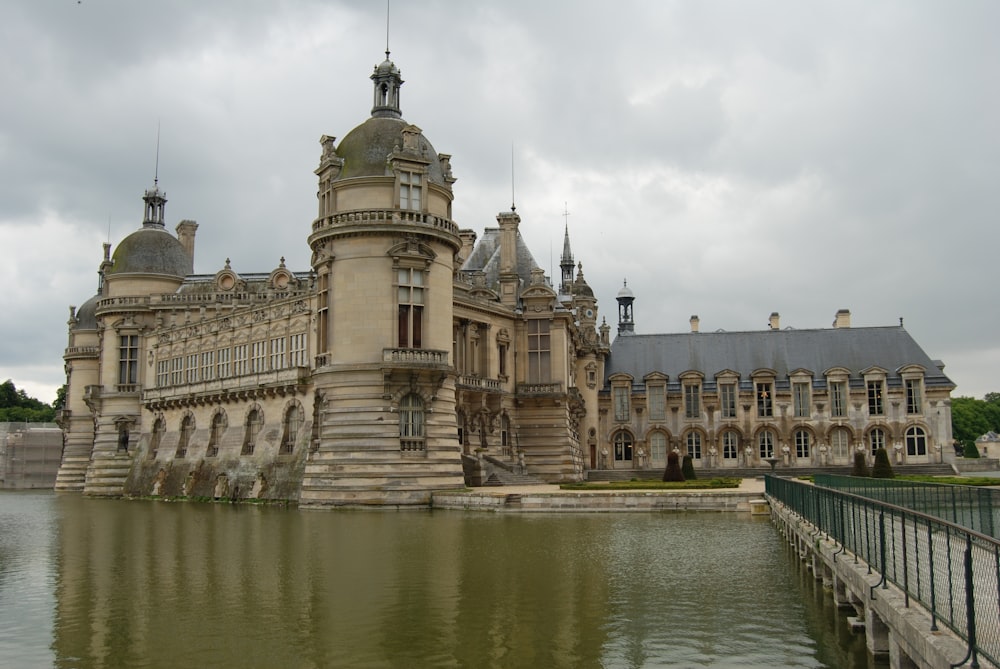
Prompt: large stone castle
<box><xmin>56</xmin><ymin>53</ymin><xmax>955</xmax><ymax>506</ymax></box>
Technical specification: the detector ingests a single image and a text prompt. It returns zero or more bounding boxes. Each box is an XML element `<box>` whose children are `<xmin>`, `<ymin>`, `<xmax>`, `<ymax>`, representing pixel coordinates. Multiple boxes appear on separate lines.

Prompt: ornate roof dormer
<box><xmin>371</xmin><ymin>51</ymin><xmax>403</xmax><ymax>119</ymax></box>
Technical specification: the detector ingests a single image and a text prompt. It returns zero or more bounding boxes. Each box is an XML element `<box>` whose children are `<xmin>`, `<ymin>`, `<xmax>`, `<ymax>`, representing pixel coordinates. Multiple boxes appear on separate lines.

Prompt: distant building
<box><xmin>600</xmin><ymin>306</ymin><xmax>955</xmax><ymax>471</ymax></box>
<box><xmin>0</xmin><ymin>423</ymin><xmax>62</xmax><ymax>489</ymax></box>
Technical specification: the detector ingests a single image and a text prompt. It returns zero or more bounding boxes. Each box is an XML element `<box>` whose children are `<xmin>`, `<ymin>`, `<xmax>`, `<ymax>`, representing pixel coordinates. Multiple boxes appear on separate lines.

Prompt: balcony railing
<box><xmin>143</xmin><ymin>367</ymin><xmax>310</xmax><ymax>402</ymax></box>
<box><xmin>516</xmin><ymin>382</ymin><xmax>564</xmax><ymax>395</ymax></box>
<box><xmin>312</xmin><ymin>208</ymin><xmax>459</xmax><ymax>237</ymax></box>
<box><xmin>457</xmin><ymin>375</ymin><xmax>502</xmax><ymax>391</ymax></box>
<box><xmin>382</xmin><ymin>348</ymin><xmax>449</xmax><ymax>366</ymax></box>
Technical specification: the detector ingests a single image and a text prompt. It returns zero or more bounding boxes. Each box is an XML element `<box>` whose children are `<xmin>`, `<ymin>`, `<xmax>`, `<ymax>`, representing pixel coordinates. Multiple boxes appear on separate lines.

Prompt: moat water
<box><xmin>0</xmin><ymin>490</ymin><xmax>875</xmax><ymax>668</ymax></box>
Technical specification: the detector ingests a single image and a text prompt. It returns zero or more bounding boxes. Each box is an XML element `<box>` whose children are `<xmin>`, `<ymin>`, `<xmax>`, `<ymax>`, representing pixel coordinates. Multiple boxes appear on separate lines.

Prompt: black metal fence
<box><xmin>767</xmin><ymin>475</ymin><xmax>1000</xmax><ymax>668</ymax></box>
<box><xmin>814</xmin><ymin>474</ymin><xmax>1000</xmax><ymax>539</ymax></box>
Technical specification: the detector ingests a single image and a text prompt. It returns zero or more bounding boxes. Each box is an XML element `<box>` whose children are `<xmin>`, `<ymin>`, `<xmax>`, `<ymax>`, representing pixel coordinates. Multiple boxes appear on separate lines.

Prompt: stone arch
<box><xmin>206</xmin><ymin>408</ymin><xmax>228</xmax><ymax>458</ymax></box>
<box><xmin>280</xmin><ymin>399</ymin><xmax>304</xmax><ymax>455</ymax></box>
<box><xmin>175</xmin><ymin>410</ymin><xmax>196</xmax><ymax>459</ymax></box>
<box><xmin>241</xmin><ymin>403</ymin><xmax>264</xmax><ymax>456</ymax></box>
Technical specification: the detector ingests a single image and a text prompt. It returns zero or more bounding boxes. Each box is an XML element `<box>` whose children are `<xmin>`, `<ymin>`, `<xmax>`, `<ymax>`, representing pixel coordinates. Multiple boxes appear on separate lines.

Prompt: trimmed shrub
<box><xmin>662</xmin><ymin>451</ymin><xmax>685</xmax><ymax>482</ymax></box>
<box><xmin>851</xmin><ymin>451</ymin><xmax>870</xmax><ymax>477</ymax></box>
<box><xmin>681</xmin><ymin>454</ymin><xmax>696</xmax><ymax>480</ymax></box>
<box><xmin>964</xmin><ymin>441</ymin><xmax>982</xmax><ymax>459</ymax></box>
<box><xmin>871</xmin><ymin>447</ymin><xmax>895</xmax><ymax>478</ymax></box>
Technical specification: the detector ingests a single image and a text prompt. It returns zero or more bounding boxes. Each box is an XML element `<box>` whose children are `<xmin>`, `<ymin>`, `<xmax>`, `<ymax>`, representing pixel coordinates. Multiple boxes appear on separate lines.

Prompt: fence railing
<box><xmin>766</xmin><ymin>475</ymin><xmax>1000</xmax><ymax>668</ymax></box>
<box><xmin>815</xmin><ymin>474</ymin><xmax>1000</xmax><ymax>539</ymax></box>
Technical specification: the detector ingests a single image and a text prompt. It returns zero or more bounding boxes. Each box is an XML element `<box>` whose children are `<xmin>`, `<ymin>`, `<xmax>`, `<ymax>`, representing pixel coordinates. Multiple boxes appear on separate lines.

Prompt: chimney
<box><xmin>457</xmin><ymin>229</ymin><xmax>477</xmax><ymax>267</ymax></box>
<box><xmin>833</xmin><ymin>309</ymin><xmax>851</xmax><ymax>328</ymax></box>
<box><xmin>176</xmin><ymin>220</ymin><xmax>199</xmax><ymax>273</ymax></box>
<box><xmin>690</xmin><ymin>315</ymin><xmax>700</xmax><ymax>333</ymax></box>
<box><xmin>769</xmin><ymin>312</ymin><xmax>780</xmax><ymax>330</ymax></box>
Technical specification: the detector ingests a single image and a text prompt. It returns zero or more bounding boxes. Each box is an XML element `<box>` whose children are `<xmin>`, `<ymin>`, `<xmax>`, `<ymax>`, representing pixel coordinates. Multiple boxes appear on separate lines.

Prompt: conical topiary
<box><xmin>964</xmin><ymin>441</ymin><xmax>982</xmax><ymax>459</ymax></box>
<box><xmin>682</xmin><ymin>454</ymin><xmax>696</xmax><ymax>480</ymax></box>
<box><xmin>871</xmin><ymin>447</ymin><xmax>895</xmax><ymax>478</ymax></box>
<box><xmin>851</xmin><ymin>451</ymin><xmax>870</xmax><ymax>477</ymax></box>
<box><xmin>663</xmin><ymin>451</ymin><xmax>685</xmax><ymax>482</ymax></box>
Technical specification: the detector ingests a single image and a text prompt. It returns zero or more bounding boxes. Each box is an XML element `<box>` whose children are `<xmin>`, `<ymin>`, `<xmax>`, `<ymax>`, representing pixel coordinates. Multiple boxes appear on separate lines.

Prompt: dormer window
<box><xmin>400</xmin><ymin>171</ymin><xmax>422</xmax><ymax>211</ymax></box>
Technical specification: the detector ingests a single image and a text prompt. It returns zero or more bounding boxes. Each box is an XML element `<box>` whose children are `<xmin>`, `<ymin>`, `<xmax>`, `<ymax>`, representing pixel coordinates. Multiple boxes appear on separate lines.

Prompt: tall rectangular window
<box><xmin>233</xmin><ymin>344</ymin><xmax>248</xmax><ymax>376</ymax></box>
<box><xmin>217</xmin><ymin>347</ymin><xmax>231</xmax><ymax>378</ymax></box>
<box><xmin>118</xmin><ymin>335</ymin><xmax>139</xmax><ymax>386</ymax></box>
<box><xmin>186</xmin><ymin>354</ymin><xmax>199</xmax><ymax>384</ymax></box>
<box><xmin>397</xmin><ymin>268</ymin><xmax>424</xmax><ymax>348</ymax></box>
<box><xmin>613</xmin><ymin>386</ymin><xmax>630</xmax><ymax>422</ymax></box>
<box><xmin>720</xmin><ymin>383</ymin><xmax>737</xmax><ymax>418</ymax></box>
<box><xmin>156</xmin><ymin>359</ymin><xmax>169</xmax><ymax>387</ymax></box>
<box><xmin>269</xmin><ymin>337</ymin><xmax>286</xmax><ymax>370</ymax></box>
<box><xmin>526</xmin><ymin>319</ymin><xmax>551</xmax><ymax>383</ymax></box>
<box><xmin>251</xmin><ymin>341</ymin><xmax>267</xmax><ymax>373</ymax></box>
<box><xmin>867</xmin><ymin>380</ymin><xmax>884</xmax><ymax>416</ymax></box>
<box><xmin>289</xmin><ymin>333</ymin><xmax>307</xmax><ymax>367</ymax></box>
<box><xmin>170</xmin><ymin>357</ymin><xmax>183</xmax><ymax>386</ymax></box>
<box><xmin>905</xmin><ymin>379</ymin><xmax>922</xmax><ymax>415</ymax></box>
<box><xmin>201</xmin><ymin>350</ymin><xmax>215</xmax><ymax>381</ymax></box>
<box><xmin>647</xmin><ymin>385</ymin><xmax>666</xmax><ymax>422</ymax></box>
<box><xmin>756</xmin><ymin>382</ymin><xmax>773</xmax><ymax>418</ymax></box>
<box><xmin>498</xmin><ymin>343</ymin><xmax>508</xmax><ymax>377</ymax></box>
<box><xmin>400</xmin><ymin>172</ymin><xmax>422</xmax><ymax>211</ymax></box>
<box><xmin>684</xmin><ymin>384</ymin><xmax>700</xmax><ymax>419</ymax></box>
<box><xmin>830</xmin><ymin>382</ymin><xmax>847</xmax><ymax>418</ymax></box>
<box><xmin>793</xmin><ymin>382</ymin><xmax>810</xmax><ymax>418</ymax></box>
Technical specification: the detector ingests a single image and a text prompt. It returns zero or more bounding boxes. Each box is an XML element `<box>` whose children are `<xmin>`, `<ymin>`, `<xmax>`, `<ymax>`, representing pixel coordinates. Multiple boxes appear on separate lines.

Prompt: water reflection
<box><xmin>0</xmin><ymin>493</ymin><xmax>875</xmax><ymax>668</ymax></box>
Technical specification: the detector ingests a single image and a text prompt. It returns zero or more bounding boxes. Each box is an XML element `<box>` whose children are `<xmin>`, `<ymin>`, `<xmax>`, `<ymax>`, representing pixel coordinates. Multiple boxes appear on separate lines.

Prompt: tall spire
<box><xmin>142</xmin><ymin>125</ymin><xmax>166</xmax><ymax>229</ymax></box>
<box><xmin>559</xmin><ymin>206</ymin><xmax>574</xmax><ymax>293</ymax></box>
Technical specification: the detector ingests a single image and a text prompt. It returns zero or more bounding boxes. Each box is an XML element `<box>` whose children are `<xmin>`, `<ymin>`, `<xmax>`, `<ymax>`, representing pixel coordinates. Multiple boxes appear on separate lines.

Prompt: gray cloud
<box><xmin>2</xmin><ymin>0</ymin><xmax>998</xmax><ymax>403</ymax></box>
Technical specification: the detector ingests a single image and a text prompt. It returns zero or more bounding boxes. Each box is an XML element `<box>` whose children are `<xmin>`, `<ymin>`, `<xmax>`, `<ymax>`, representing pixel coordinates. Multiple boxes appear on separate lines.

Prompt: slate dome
<box><xmin>335</xmin><ymin>116</ymin><xmax>447</xmax><ymax>185</ymax></box>
<box><xmin>108</xmin><ymin>228</ymin><xmax>191</xmax><ymax>278</ymax></box>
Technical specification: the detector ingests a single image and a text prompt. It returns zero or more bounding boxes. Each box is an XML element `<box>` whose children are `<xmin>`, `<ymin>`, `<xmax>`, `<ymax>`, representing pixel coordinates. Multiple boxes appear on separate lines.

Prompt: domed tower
<box><xmin>64</xmin><ymin>180</ymin><xmax>196</xmax><ymax>496</ymax></box>
<box><xmin>303</xmin><ymin>52</ymin><xmax>465</xmax><ymax>506</ymax></box>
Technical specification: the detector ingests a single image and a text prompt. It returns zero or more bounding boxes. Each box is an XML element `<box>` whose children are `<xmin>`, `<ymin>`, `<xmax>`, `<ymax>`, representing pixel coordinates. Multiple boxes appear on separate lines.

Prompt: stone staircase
<box><xmin>83</xmin><ymin>451</ymin><xmax>134</xmax><ymax>497</ymax></box>
<box><xmin>473</xmin><ymin>454</ymin><xmax>548</xmax><ymax>487</ymax></box>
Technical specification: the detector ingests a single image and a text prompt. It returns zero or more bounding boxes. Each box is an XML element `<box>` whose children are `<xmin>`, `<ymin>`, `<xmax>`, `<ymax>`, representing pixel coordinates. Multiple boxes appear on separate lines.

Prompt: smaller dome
<box><xmin>73</xmin><ymin>294</ymin><xmax>100</xmax><ymax>330</ymax></box>
<box><xmin>108</xmin><ymin>228</ymin><xmax>191</xmax><ymax>278</ymax></box>
<box><xmin>375</xmin><ymin>57</ymin><xmax>399</xmax><ymax>77</ymax></box>
<box><xmin>617</xmin><ymin>281</ymin><xmax>634</xmax><ymax>299</ymax></box>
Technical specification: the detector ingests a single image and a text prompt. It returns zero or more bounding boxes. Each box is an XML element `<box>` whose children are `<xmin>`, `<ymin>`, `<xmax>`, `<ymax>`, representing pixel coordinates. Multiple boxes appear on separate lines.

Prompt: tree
<box><xmin>0</xmin><ymin>379</ymin><xmax>57</xmax><ymax>422</ymax></box>
<box><xmin>951</xmin><ymin>396</ymin><xmax>992</xmax><ymax>448</ymax></box>
<box><xmin>871</xmin><ymin>448</ymin><xmax>894</xmax><ymax>478</ymax></box>
<box><xmin>851</xmin><ymin>451</ymin><xmax>870</xmax><ymax>477</ymax></box>
<box><xmin>681</xmin><ymin>454</ymin><xmax>696</xmax><ymax>480</ymax></box>
<box><xmin>662</xmin><ymin>451</ymin><xmax>685</xmax><ymax>482</ymax></box>
<box><xmin>964</xmin><ymin>441</ymin><xmax>982</xmax><ymax>459</ymax></box>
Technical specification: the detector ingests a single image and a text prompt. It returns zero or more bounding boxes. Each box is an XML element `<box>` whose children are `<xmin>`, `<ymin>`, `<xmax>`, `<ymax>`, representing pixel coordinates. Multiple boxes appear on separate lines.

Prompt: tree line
<box><xmin>0</xmin><ymin>379</ymin><xmax>64</xmax><ymax>423</ymax></box>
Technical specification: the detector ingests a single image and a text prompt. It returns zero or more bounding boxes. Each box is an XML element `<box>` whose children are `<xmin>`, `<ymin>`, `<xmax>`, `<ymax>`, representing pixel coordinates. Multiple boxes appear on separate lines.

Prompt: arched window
<box><xmin>722</xmin><ymin>430</ymin><xmax>739</xmax><ymax>460</ymax></box>
<box><xmin>649</xmin><ymin>432</ymin><xmax>667</xmax><ymax>464</ymax></box>
<box><xmin>869</xmin><ymin>428</ymin><xmax>886</xmax><ymax>455</ymax></box>
<box><xmin>176</xmin><ymin>414</ymin><xmax>193</xmax><ymax>458</ymax></box>
<box><xmin>242</xmin><ymin>408</ymin><xmax>262</xmax><ymax>456</ymax></box>
<box><xmin>794</xmin><ymin>429</ymin><xmax>810</xmax><ymax>459</ymax></box>
<box><xmin>758</xmin><ymin>430</ymin><xmax>775</xmax><ymax>459</ymax></box>
<box><xmin>400</xmin><ymin>393</ymin><xmax>425</xmax><ymax>451</ymax></box>
<box><xmin>906</xmin><ymin>426</ymin><xmax>927</xmax><ymax>457</ymax></box>
<box><xmin>280</xmin><ymin>404</ymin><xmax>303</xmax><ymax>455</ymax></box>
<box><xmin>613</xmin><ymin>431</ymin><xmax>633</xmax><ymax>461</ymax></box>
<box><xmin>207</xmin><ymin>411</ymin><xmax>226</xmax><ymax>458</ymax></box>
<box><xmin>150</xmin><ymin>418</ymin><xmax>165</xmax><ymax>460</ymax></box>
<box><xmin>685</xmin><ymin>431</ymin><xmax>702</xmax><ymax>459</ymax></box>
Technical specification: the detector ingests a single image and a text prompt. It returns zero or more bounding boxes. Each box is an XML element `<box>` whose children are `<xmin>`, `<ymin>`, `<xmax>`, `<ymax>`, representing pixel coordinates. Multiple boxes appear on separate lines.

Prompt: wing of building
<box><xmin>55</xmin><ymin>54</ymin><xmax>954</xmax><ymax>506</ymax></box>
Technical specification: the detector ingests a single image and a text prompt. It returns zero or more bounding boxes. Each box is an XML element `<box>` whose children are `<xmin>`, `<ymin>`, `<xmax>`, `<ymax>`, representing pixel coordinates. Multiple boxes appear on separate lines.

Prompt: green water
<box><xmin>0</xmin><ymin>491</ymin><xmax>872</xmax><ymax>668</ymax></box>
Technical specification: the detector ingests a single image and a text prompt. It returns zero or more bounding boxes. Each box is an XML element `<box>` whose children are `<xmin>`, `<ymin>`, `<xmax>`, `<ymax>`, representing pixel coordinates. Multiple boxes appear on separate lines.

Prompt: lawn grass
<box><xmin>560</xmin><ymin>478</ymin><xmax>742</xmax><ymax>491</ymax></box>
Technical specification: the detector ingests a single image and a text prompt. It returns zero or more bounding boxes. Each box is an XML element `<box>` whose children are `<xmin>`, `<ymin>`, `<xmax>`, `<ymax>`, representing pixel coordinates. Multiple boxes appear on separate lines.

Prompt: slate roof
<box><xmin>460</xmin><ymin>227</ymin><xmax>543</xmax><ymax>290</ymax></box>
<box><xmin>605</xmin><ymin>327</ymin><xmax>953</xmax><ymax>391</ymax></box>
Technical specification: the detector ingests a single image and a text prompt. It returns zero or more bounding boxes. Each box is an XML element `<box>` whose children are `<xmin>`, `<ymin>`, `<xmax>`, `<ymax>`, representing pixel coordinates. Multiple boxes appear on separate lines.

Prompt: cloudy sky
<box><xmin>2</xmin><ymin>0</ymin><xmax>998</xmax><ymax>405</ymax></box>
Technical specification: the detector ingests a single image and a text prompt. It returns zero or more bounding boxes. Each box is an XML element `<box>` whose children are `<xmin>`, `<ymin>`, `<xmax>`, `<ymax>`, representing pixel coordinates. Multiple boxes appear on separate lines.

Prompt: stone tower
<box><xmin>302</xmin><ymin>52</ymin><xmax>466</xmax><ymax>505</ymax></box>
